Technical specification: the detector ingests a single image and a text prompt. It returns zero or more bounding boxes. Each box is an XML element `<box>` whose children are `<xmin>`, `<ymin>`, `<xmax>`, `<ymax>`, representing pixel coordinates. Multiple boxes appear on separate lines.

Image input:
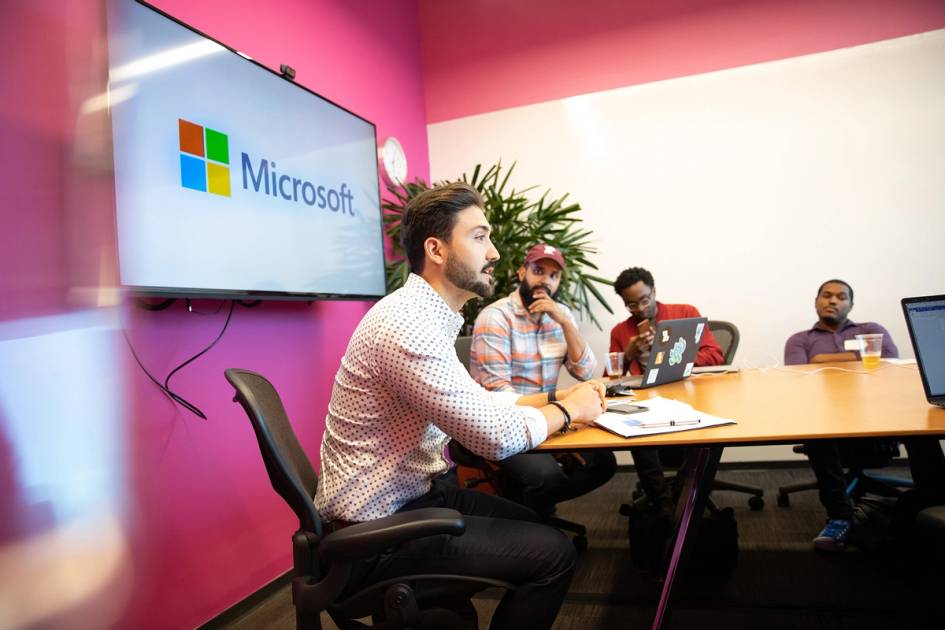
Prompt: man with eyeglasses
<box><xmin>470</xmin><ymin>244</ymin><xmax>617</xmax><ymax>520</ymax></box>
<box><xmin>610</xmin><ymin>267</ymin><xmax>724</xmax><ymax>522</ymax></box>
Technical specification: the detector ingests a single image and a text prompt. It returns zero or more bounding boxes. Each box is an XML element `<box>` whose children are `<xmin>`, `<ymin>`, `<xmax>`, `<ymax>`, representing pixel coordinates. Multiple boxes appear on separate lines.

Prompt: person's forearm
<box><xmin>518</xmin><ymin>391</ymin><xmax>553</xmax><ymax>408</ymax></box>
<box><xmin>560</xmin><ymin>318</ymin><xmax>589</xmax><ymax>363</ymax></box>
<box><xmin>539</xmin><ymin>401</ymin><xmax>570</xmax><ymax>435</ymax></box>
<box><xmin>513</xmin><ymin>391</ymin><xmax>571</xmax><ymax>434</ymax></box>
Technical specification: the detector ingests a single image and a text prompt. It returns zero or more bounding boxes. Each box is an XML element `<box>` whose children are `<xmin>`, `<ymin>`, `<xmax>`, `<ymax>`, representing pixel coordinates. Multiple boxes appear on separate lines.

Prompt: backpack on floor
<box><xmin>623</xmin><ymin>500</ymin><xmax>739</xmax><ymax>578</ymax></box>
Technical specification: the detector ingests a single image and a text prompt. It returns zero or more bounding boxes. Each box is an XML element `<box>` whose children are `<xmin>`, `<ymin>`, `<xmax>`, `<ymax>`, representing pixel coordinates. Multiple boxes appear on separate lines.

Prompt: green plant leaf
<box><xmin>382</xmin><ymin>163</ymin><xmax>613</xmax><ymax>331</ymax></box>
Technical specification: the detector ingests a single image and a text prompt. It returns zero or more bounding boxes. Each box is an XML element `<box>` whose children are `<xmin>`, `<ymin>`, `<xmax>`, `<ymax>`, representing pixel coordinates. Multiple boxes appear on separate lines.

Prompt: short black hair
<box><xmin>400</xmin><ymin>182</ymin><xmax>484</xmax><ymax>274</ymax></box>
<box><xmin>614</xmin><ymin>267</ymin><xmax>654</xmax><ymax>295</ymax></box>
<box><xmin>817</xmin><ymin>279</ymin><xmax>854</xmax><ymax>303</ymax></box>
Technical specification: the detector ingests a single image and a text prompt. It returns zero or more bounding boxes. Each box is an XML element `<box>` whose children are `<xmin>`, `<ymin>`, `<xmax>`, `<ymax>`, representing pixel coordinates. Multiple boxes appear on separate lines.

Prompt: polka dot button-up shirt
<box><xmin>315</xmin><ymin>274</ymin><xmax>547</xmax><ymax>522</ymax></box>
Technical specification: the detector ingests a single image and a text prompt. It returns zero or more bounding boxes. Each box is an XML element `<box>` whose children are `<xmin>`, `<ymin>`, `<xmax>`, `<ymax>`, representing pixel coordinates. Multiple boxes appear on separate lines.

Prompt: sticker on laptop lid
<box><xmin>695</xmin><ymin>322</ymin><xmax>705</xmax><ymax>343</ymax></box>
<box><xmin>654</xmin><ymin>351</ymin><xmax>664</xmax><ymax>365</ymax></box>
<box><xmin>660</xmin><ymin>327</ymin><xmax>672</xmax><ymax>344</ymax></box>
<box><xmin>669</xmin><ymin>337</ymin><xmax>687</xmax><ymax>366</ymax></box>
<box><xmin>646</xmin><ymin>368</ymin><xmax>659</xmax><ymax>385</ymax></box>
<box><xmin>683</xmin><ymin>362</ymin><xmax>694</xmax><ymax>377</ymax></box>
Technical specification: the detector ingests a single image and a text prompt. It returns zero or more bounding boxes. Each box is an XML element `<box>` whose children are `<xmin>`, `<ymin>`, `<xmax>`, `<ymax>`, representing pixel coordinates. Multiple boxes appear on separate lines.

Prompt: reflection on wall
<box><xmin>0</xmin><ymin>1</ymin><xmax>127</xmax><ymax>627</ymax></box>
<box><xmin>0</xmin><ymin>311</ymin><xmax>130</xmax><ymax>628</ymax></box>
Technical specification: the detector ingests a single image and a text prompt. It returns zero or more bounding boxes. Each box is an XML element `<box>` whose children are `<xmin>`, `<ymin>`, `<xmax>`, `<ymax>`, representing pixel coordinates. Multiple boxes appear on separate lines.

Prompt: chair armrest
<box><xmin>320</xmin><ymin>507</ymin><xmax>465</xmax><ymax>561</ymax></box>
<box><xmin>917</xmin><ymin>505</ymin><xmax>945</xmax><ymax>534</ymax></box>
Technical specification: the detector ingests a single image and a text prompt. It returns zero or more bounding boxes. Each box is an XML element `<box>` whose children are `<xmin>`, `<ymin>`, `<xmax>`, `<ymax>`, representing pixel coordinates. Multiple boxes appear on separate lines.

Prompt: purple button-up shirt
<box><xmin>784</xmin><ymin>319</ymin><xmax>899</xmax><ymax>365</ymax></box>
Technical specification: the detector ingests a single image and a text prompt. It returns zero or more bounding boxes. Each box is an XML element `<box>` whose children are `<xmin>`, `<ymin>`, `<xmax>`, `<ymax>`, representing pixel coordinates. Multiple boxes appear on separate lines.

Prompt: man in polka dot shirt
<box><xmin>470</xmin><ymin>243</ymin><xmax>617</xmax><ymax>520</ymax></box>
<box><xmin>315</xmin><ymin>182</ymin><xmax>607</xmax><ymax>629</ymax></box>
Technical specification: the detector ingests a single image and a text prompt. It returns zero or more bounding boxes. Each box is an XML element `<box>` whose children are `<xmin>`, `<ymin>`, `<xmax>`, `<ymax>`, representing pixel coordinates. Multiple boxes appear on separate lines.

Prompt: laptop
<box><xmin>901</xmin><ymin>295</ymin><xmax>945</xmax><ymax>408</ymax></box>
<box><xmin>607</xmin><ymin>317</ymin><xmax>708</xmax><ymax>391</ymax></box>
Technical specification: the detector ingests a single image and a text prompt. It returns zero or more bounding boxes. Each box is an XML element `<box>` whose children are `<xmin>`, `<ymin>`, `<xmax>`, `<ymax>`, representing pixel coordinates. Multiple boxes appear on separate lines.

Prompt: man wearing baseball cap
<box><xmin>470</xmin><ymin>243</ymin><xmax>616</xmax><ymax>520</ymax></box>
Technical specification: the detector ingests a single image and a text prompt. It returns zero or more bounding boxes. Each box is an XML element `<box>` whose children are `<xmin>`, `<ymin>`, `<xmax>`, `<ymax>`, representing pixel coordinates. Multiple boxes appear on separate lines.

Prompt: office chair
<box><xmin>224</xmin><ymin>368</ymin><xmax>513</xmax><ymax>630</ymax></box>
<box><xmin>454</xmin><ymin>334</ymin><xmax>473</xmax><ymax>371</ymax></box>
<box><xmin>708</xmin><ymin>320</ymin><xmax>739</xmax><ymax>365</ymax></box>
<box><xmin>776</xmin><ymin>442</ymin><xmax>913</xmax><ymax>507</ymax></box>
<box><xmin>451</xmin><ymin>336</ymin><xmax>590</xmax><ymax>550</ymax></box>
<box><xmin>630</xmin><ymin>320</ymin><xmax>764</xmax><ymax>511</ymax></box>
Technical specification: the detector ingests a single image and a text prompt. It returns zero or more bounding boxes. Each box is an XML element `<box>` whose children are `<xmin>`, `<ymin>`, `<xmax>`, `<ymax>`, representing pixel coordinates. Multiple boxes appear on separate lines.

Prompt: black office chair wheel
<box><xmin>748</xmin><ymin>496</ymin><xmax>765</xmax><ymax>511</ymax></box>
<box><xmin>776</xmin><ymin>491</ymin><xmax>790</xmax><ymax>508</ymax></box>
<box><xmin>573</xmin><ymin>535</ymin><xmax>588</xmax><ymax>552</ymax></box>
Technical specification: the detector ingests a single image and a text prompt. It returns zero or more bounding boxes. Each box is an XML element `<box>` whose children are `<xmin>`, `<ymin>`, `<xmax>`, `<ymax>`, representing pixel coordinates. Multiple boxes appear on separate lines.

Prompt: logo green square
<box><xmin>205</xmin><ymin>127</ymin><xmax>229</xmax><ymax>165</ymax></box>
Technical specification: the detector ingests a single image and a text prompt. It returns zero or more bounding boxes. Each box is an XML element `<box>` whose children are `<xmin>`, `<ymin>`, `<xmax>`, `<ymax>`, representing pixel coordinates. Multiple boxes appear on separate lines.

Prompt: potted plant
<box><xmin>383</xmin><ymin>161</ymin><xmax>613</xmax><ymax>332</ymax></box>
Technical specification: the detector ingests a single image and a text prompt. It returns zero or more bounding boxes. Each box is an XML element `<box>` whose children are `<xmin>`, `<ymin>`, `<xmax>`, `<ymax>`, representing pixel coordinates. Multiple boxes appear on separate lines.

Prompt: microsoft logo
<box><xmin>178</xmin><ymin>118</ymin><xmax>230</xmax><ymax>196</ymax></box>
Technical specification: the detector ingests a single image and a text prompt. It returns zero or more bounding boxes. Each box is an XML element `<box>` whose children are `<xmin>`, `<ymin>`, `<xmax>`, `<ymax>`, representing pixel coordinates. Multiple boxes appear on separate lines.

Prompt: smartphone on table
<box><xmin>608</xmin><ymin>402</ymin><xmax>648</xmax><ymax>415</ymax></box>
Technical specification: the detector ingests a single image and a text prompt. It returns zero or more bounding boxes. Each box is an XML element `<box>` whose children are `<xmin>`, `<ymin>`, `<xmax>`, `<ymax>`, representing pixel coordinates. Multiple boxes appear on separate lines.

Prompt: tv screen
<box><xmin>106</xmin><ymin>0</ymin><xmax>386</xmax><ymax>300</ymax></box>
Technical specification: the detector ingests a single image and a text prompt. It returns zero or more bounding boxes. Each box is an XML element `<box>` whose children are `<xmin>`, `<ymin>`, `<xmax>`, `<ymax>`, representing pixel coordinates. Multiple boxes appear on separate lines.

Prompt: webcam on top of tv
<box><xmin>280</xmin><ymin>64</ymin><xmax>296</xmax><ymax>80</ymax></box>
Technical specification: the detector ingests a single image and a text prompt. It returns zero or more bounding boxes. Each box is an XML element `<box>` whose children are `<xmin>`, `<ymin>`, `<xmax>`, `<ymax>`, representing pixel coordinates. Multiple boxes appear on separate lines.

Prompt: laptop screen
<box><xmin>904</xmin><ymin>297</ymin><xmax>945</xmax><ymax>397</ymax></box>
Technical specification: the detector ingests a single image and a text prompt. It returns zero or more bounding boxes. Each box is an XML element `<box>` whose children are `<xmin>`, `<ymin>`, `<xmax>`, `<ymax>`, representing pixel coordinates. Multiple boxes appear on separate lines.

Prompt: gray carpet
<box><xmin>214</xmin><ymin>465</ymin><xmax>942</xmax><ymax>630</ymax></box>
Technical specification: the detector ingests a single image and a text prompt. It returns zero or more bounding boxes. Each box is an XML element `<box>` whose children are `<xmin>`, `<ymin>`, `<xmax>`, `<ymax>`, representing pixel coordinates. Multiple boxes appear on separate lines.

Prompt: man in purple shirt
<box><xmin>784</xmin><ymin>279</ymin><xmax>898</xmax><ymax>365</ymax></box>
<box><xmin>786</xmin><ymin>279</ymin><xmax>945</xmax><ymax>552</ymax></box>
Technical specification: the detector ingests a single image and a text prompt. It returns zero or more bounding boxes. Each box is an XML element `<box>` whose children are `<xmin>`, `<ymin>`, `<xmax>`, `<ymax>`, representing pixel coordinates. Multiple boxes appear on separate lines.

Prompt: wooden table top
<box><xmin>538</xmin><ymin>361</ymin><xmax>945</xmax><ymax>451</ymax></box>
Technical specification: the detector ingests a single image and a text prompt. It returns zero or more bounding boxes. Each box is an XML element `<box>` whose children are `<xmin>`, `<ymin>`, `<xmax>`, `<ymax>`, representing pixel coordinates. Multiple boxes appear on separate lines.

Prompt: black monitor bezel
<box><xmin>901</xmin><ymin>294</ymin><xmax>945</xmax><ymax>406</ymax></box>
<box><xmin>112</xmin><ymin>0</ymin><xmax>387</xmax><ymax>302</ymax></box>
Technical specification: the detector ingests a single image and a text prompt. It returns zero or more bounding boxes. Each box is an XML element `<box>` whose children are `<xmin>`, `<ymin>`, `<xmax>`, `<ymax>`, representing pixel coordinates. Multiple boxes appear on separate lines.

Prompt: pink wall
<box><xmin>0</xmin><ymin>1</ymin><xmax>426</xmax><ymax>628</ymax></box>
<box><xmin>124</xmin><ymin>1</ymin><xmax>427</xmax><ymax>626</ymax></box>
<box><xmin>420</xmin><ymin>0</ymin><xmax>945</xmax><ymax>123</ymax></box>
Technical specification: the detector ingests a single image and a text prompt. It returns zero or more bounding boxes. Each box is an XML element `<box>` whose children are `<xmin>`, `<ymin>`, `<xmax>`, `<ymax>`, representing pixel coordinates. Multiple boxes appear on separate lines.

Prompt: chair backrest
<box><xmin>708</xmin><ymin>320</ymin><xmax>740</xmax><ymax>364</ymax></box>
<box><xmin>455</xmin><ymin>335</ymin><xmax>473</xmax><ymax>372</ymax></box>
<box><xmin>225</xmin><ymin>368</ymin><xmax>321</xmax><ymax>536</ymax></box>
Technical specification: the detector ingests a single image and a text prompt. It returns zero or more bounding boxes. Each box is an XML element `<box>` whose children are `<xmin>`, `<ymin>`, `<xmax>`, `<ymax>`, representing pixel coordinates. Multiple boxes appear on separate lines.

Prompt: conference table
<box><xmin>537</xmin><ymin>361</ymin><xmax>945</xmax><ymax>630</ymax></box>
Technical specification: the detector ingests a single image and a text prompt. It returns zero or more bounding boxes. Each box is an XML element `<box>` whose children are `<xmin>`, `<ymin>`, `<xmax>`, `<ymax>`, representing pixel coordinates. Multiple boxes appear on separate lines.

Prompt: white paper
<box><xmin>593</xmin><ymin>396</ymin><xmax>737</xmax><ymax>438</ymax></box>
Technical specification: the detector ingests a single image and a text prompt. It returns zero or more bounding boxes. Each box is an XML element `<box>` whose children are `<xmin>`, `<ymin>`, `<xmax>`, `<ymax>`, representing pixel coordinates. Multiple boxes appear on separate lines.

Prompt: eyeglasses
<box><xmin>624</xmin><ymin>295</ymin><xmax>652</xmax><ymax>312</ymax></box>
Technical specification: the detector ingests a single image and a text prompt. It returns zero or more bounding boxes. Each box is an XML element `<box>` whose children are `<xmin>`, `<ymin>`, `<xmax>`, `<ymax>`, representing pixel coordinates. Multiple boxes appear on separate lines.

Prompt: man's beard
<box><xmin>821</xmin><ymin>313</ymin><xmax>845</xmax><ymax>326</ymax></box>
<box><xmin>445</xmin><ymin>254</ymin><xmax>494</xmax><ymax>299</ymax></box>
<box><xmin>518</xmin><ymin>277</ymin><xmax>558</xmax><ymax>307</ymax></box>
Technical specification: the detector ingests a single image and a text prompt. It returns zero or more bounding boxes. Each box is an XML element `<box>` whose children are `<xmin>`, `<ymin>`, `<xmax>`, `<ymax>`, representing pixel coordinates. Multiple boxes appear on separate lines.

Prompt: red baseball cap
<box><xmin>523</xmin><ymin>243</ymin><xmax>566</xmax><ymax>270</ymax></box>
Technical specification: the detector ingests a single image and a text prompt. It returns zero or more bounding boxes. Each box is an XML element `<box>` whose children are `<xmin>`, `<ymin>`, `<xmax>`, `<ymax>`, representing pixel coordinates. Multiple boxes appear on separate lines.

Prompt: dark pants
<box><xmin>630</xmin><ymin>446</ymin><xmax>686</xmax><ymax>507</ymax></box>
<box><xmin>346</xmin><ymin>476</ymin><xmax>576</xmax><ymax>630</ymax></box>
<box><xmin>806</xmin><ymin>437</ymin><xmax>945</xmax><ymax>520</ymax></box>
<box><xmin>498</xmin><ymin>450</ymin><xmax>617</xmax><ymax>519</ymax></box>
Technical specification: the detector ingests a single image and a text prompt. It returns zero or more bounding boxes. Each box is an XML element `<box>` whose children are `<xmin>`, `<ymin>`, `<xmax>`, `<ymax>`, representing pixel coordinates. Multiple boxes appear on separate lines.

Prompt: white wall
<box><xmin>429</xmin><ymin>31</ymin><xmax>945</xmax><ymax>462</ymax></box>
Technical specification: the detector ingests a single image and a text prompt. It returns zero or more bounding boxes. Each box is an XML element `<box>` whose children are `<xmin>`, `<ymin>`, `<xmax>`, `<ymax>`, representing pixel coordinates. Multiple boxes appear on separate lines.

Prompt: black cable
<box><xmin>122</xmin><ymin>328</ymin><xmax>208</xmax><ymax>419</ymax></box>
<box><xmin>163</xmin><ymin>300</ymin><xmax>236</xmax><ymax>410</ymax></box>
<box><xmin>122</xmin><ymin>299</ymin><xmax>236</xmax><ymax>420</ymax></box>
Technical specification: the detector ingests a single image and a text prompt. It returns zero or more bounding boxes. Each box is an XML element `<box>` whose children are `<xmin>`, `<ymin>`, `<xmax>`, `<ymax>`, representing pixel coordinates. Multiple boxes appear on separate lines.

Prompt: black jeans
<box><xmin>497</xmin><ymin>450</ymin><xmax>617</xmax><ymax>519</ymax></box>
<box><xmin>346</xmin><ymin>475</ymin><xmax>576</xmax><ymax>630</ymax></box>
<box><xmin>806</xmin><ymin>437</ymin><xmax>945</xmax><ymax>520</ymax></box>
<box><xmin>630</xmin><ymin>446</ymin><xmax>687</xmax><ymax>507</ymax></box>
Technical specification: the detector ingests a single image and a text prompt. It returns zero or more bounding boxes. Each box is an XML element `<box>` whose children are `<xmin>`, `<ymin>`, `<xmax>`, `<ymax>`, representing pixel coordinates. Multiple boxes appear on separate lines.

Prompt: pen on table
<box><xmin>638</xmin><ymin>419</ymin><xmax>701</xmax><ymax>428</ymax></box>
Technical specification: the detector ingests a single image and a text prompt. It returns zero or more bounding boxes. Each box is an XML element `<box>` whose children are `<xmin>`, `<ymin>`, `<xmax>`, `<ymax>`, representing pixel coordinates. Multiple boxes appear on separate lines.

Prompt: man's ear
<box><xmin>424</xmin><ymin>237</ymin><xmax>447</xmax><ymax>268</ymax></box>
<box><xmin>517</xmin><ymin>266</ymin><xmax>525</xmax><ymax>283</ymax></box>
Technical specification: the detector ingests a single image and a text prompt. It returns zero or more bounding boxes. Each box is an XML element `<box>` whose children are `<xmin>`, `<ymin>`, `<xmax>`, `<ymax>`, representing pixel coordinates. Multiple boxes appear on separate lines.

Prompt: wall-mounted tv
<box><xmin>106</xmin><ymin>0</ymin><xmax>386</xmax><ymax>300</ymax></box>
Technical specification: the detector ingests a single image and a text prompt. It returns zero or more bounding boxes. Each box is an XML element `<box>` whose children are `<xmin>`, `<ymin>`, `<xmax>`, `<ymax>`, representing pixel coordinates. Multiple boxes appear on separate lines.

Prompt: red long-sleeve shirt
<box><xmin>608</xmin><ymin>302</ymin><xmax>724</xmax><ymax>375</ymax></box>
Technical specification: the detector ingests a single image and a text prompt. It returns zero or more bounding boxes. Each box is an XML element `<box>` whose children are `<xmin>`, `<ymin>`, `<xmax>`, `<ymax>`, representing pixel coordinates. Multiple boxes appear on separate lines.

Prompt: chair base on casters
<box><xmin>633</xmin><ymin>478</ymin><xmax>764</xmax><ymax>511</ymax></box>
<box><xmin>777</xmin><ymin>469</ymin><xmax>913</xmax><ymax>508</ymax></box>
<box><xmin>713</xmin><ymin>478</ymin><xmax>765</xmax><ymax>511</ymax></box>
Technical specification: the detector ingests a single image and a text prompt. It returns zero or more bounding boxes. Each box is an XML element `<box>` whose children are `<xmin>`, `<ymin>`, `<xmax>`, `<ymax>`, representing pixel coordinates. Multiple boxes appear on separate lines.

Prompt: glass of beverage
<box><xmin>605</xmin><ymin>351</ymin><xmax>624</xmax><ymax>378</ymax></box>
<box><xmin>856</xmin><ymin>333</ymin><xmax>884</xmax><ymax>368</ymax></box>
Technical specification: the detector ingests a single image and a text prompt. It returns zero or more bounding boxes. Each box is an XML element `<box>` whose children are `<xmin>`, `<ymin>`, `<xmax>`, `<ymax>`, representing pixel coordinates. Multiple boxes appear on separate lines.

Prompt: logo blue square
<box><xmin>180</xmin><ymin>154</ymin><xmax>207</xmax><ymax>192</ymax></box>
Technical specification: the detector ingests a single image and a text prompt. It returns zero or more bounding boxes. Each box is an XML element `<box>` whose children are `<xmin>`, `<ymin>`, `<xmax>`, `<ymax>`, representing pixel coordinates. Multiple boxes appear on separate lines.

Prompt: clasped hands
<box><xmin>554</xmin><ymin>380</ymin><xmax>607</xmax><ymax>429</ymax></box>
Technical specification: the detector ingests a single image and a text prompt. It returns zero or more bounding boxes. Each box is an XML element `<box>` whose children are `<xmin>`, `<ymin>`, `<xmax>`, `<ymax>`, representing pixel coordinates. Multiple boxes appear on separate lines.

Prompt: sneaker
<box><xmin>813</xmin><ymin>518</ymin><xmax>852</xmax><ymax>552</ymax></box>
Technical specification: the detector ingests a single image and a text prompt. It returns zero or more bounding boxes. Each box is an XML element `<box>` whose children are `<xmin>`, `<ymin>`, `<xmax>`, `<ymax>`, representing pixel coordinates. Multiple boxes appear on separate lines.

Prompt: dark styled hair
<box><xmin>400</xmin><ymin>182</ymin><xmax>484</xmax><ymax>274</ymax></box>
<box><xmin>614</xmin><ymin>267</ymin><xmax>655</xmax><ymax>295</ymax></box>
<box><xmin>817</xmin><ymin>278</ymin><xmax>854</xmax><ymax>303</ymax></box>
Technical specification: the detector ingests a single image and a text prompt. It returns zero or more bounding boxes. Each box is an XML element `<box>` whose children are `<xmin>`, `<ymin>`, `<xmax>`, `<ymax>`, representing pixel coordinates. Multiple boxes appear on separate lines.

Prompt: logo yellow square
<box><xmin>207</xmin><ymin>162</ymin><xmax>231</xmax><ymax>197</ymax></box>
